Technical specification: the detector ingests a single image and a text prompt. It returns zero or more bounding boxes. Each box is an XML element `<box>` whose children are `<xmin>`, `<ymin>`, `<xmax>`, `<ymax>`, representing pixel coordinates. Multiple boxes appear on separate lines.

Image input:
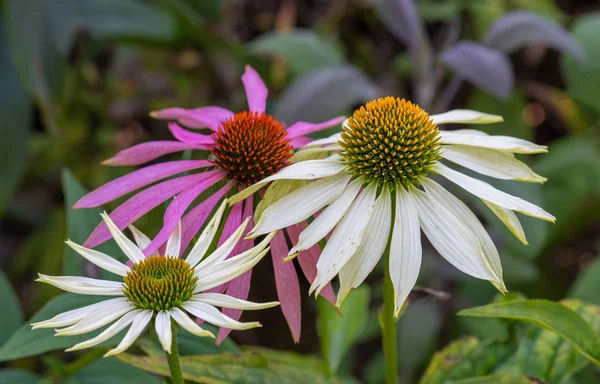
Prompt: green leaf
<box><xmin>0</xmin><ymin>369</ymin><xmax>39</xmax><ymax>384</ymax></box>
<box><xmin>0</xmin><ymin>269</ymin><xmax>24</xmax><ymax>346</ymax></box>
<box><xmin>570</xmin><ymin>258</ymin><xmax>600</xmax><ymax>306</ymax></box>
<box><xmin>458</xmin><ymin>299</ymin><xmax>600</xmax><ymax>366</ymax></box>
<box><xmin>68</xmin><ymin>356</ymin><xmax>161</xmax><ymax>384</ymax></box>
<box><xmin>317</xmin><ymin>286</ymin><xmax>370</xmax><ymax>374</ymax></box>
<box><xmin>118</xmin><ymin>349</ymin><xmax>348</xmax><ymax>384</ymax></box>
<box><xmin>451</xmin><ymin>374</ymin><xmax>540</xmax><ymax>384</ymax></box>
<box><xmin>61</xmin><ymin>168</ymin><xmax>125</xmax><ymax>278</ymax></box>
<box><xmin>248</xmin><ymin>29</ymin><xmax>344</xmax><ymax>76</ymax></box>
<box><xmin>416</xmin><ymin>0</ymin><xmax>464</xmax><ymax>22</ymax></box>
<box><xmin>0</xmin><ymin>24</ymin><xmax>31</xmax><ymax>216</ymax></box>
<box><xmin>0</xmin><ymin>293</ymin><xmax>116</xmax><ymax>362</ymax></box>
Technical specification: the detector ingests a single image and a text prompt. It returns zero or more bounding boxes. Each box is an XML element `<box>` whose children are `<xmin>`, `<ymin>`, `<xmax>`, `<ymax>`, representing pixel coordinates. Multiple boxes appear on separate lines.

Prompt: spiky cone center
<box><xmin>210</xmin><ymin>111</ymin><xmax>293</xmax><ymax>186</ymax></box>
<box><xmin>123</xmin><ymin>256</ymin><xmax>197</xmax><ymax>311</ymax></box>
<box><xmin>340</xmin><ymin>97</ymin><xmax>441</xmax><ymax>188</ymax></box>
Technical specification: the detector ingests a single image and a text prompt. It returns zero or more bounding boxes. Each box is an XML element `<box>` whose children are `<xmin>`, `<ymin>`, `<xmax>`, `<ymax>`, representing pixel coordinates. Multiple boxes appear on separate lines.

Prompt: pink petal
<box><xmin>180</xmin><ymin>181</ymin><xmax>234</xmax><ymax>252</ymax></box>
<box><xmin>142</xmin><ymin>171</ymin><xmax>226</xmax><ymax>256</ymax></box>
<box><xmin>169</xmin><ymin>123</ymin><xmax>215</xmax><ymax>144</ymax></box>
<box><xmin>102</xmin><ymin>141</ymin><xmax>207</xmax><ymax>167</ymax></box>
<box><xmin>241</xmin><ymin>65</ymin><xmax>268</xmax><ymax>113</ymax></box>
<box><xmin>290</xmin><ymin>136</ymin><xmax>313</xmax><ymax>149</ymax></box>
<box><xmin>285</xmin><ymin>223</ymin><xmax>335</xmax><ymax>305</ymax></box>
<box><xmin>285</xmin><ymin>116</ymin><xmax>346</xmax><ymax>139</ymax></box>
<box><xmin>74</xmin><ymin>160</ymin><xmax>213</xmax><ymax>208</ymax></box>
<box><xmin>151</xmin><ymin>106</ymin><xmax>234</xmax><ymax>130</ymax></box>
<box><xmin>271</xmin><ymin>230</ymin><xmax>301</xmax><ymax>343</ymax></box>
<box><xmin>217</xmin><ymin>196</ymin><xmax>255</xmax><ymax>344</ymax></box>
<box><xmin>83</xmin><ymin>172</ymin><xmax>220</xmax><ymax>248</ymax></box>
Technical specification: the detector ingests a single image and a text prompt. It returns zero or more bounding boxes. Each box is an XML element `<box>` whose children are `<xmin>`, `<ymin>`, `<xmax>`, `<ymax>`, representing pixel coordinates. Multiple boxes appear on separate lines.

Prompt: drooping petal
<box><xmin>290</xmin><ymin>136</ymin><xmax>313</xmax><ymax>149</ymax></box>
<box><xmin>288</xmin><ymin>178</ymin><xmax>362</xmax><ymax>257</ymax></box>
<box><xmin>390</xmin><ymin>188</ymin><xmax>422</xmax><ymax>317</ymax></box>
<box><xmin>228</xmin><ymin>155</ymin><xmax>346</xmax><ymax>204</ymax></box>
<box><xmin>168</xmin><ymin>123</ymin><xmax>215</xmax><ymax>144</ymax></box>
<box><xmin>439</xmin><ymin>130</ymin><xmax>548</xmax><ymax>154</ymax></box>
<box><xmin>170</xmin><ymin>307</ymin><xmax>214</xmax><ymax>338</ymax></box>
<box><xmin>250</xmin><ymin>173</ymin><xmax>351</xmax><ymax>236</ymax></box>
<box><xmin>441</xmin><ymin>145</ymin><xmax>546</xmax><ymax>183</ymax></box>
<box><xmin>56</xmin><ymin>302</ymin><xmax>134</xmax><ymax>336</ymax></box>
<box><xmin>433</xmin><ymin>162</ymin><xmax>555</xmax><ymax>222</ymax></box>
<box><xmin>74</xmin><ymin>160</ymin><xmax>212</xmax><ymax>208</ymax></box>
<box><xmin>102</xmin><ymin>141</ymin><xmax>206</xmax><ymax>167</ymax></box>
<box><xmin>155</xmin><ymin>311</ymin><xmax>173</xmax><ymax>354</ymax></box>
<box><xmin>104</xmin><ymin>310</ymin><xmax>153</xmax><ymax>357</ymax></box>
<box><xmin>285</xmin><ymin>116</ymin><xmax>346</xmax><ymax>139</ymax></box>
<box><xmin>483</xmin><ymin>200</ymin><xmax>528</xmax><ymax>245</ymax></box>
<box><xmin>285</xmin><ymin>224</ymin><xmax>335</xmax><ymax>305</ymax></box>
<box><xmin>100</xmin><ymin>212</ymin><xmax>145</xmax><ymax>263</ymax></box>
<box><xmin>65</xmin><ymin>240</ymin><xmax>130</xmax><ymax>276</ymax></box>
<box><xmin>128</xmin><ymin>226</ymin><xmax>159</xmax><ymax>257</ymax></box>
<box><xmin>431</xmin><ymin>109</ymin><xmax>503</xmax><ymax>125</ymax></box>
<box><xmin>65</xmin><ymin>310</ymin><xmax>140</xmax><ymax>352</ymax></box>
<box><xmin>142</xmin><ymin>170</ymin><xmax>226</xmax><ymax>256</ymax></box>
<box><xmin>150</xmin><ymin>106</ymin><xmax>234</xmax><ymax>130</ymax></box>
<box><xmin>84</xmin><ymin>173</ymin><xmax>210</xmax><ymax>248</ymax></box>
<box><xmin>31</xmin><ymin>297</ymin><xmax>129</xmax><ymax>329</ymax></box>
<box><xmin>311</xmin><ymin>183</ymin><xmax>378</xmax><ymax>295</ymax></box>
<box><xmin>183</xmin><ymin>301</ymin><xmax>261</xmax><ymax>330</ymax></box>
<box><xmin>421</xmin><ymin>178</ymin><xmax>505</xmax><ymax>291</ymax></box>
<box><xmin>242</xmin><ymin>65</ymin><xmax>268</xmax><ymax>113</ymax></box>
<box><xmin>338</xmin><ymin>187</ymin><xmax>391</xmax><ymax>305</ymax></box>
<box><xmin>193</xmin><ymin>293</ymin><xmax>279</xmax><ymax>310</ymax></box>
<box><xmin>37</xmin><ymin>274</ymin><xmax>125</xmax><ymax>296</ymax></box>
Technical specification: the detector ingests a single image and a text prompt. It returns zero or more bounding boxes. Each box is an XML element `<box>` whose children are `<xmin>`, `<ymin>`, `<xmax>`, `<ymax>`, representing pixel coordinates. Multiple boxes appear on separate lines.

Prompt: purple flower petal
<box><xmin>102</xmin><ymin>141</ymin><xmax>207</xmax><ymax>166</ymax></box>
<box><xmin>151</xmin><ymin>106</ymin><xmax>234</xmax><ymax>130</ymax></box>
<box><xmin>286</xmin><ymin>222</ymin><xmax>335</xmax><ymax>305</ymax></box>
<box><xmin>242</xmin><ymin>65</ymin><xmax>268</xmax><ymax>113</ymax></box>
<box><xmin>290</xmin><ymin>136</ymin><xmax>313</xmax><ymax>149</ymax></box>
<box><xmin>285</xmin><ymin>116</ymin><xmax>345</xmax><ymax>139</ymax></box>
<box><xmin>271</xmin><ymin>230</ymin><xmax>301</xmax><ymax>343</ymax></box>
<box><xmin>180</xmin><ymin>181</ymin><xmax>234</xmax><ymax>252</ymax></box>
<box><xmin>168</xmin><ymin>123</ymin><xmax>215</xmax><ymax>144</ymax></box>
<box><xmin>75</xmin><ymin>160</ymin><xmax>213</xmax><ymax>208</ymax></box>
<box><xmin>83</xmin><ymin>172</ymin><xmax>221</xmax><ymax>248</ymax></box>
<box><xmin>142</xmin><ymin>171</ymin><xmax>226</xmax><ymax>256</ymax></box>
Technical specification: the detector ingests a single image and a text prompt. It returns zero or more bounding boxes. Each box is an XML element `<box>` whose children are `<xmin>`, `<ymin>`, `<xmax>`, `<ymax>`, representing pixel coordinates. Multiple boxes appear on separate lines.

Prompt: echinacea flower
<box><xmin>32</xmin><ymin>202</ymin><xmax>278</xmax><ymax>356</ymax></box>
<box><xmin>231</xmin><ymin>97</ymin><xmax>555</xmax><ymax>316</ymax></box>
<box><xmin>74</xmin><ymin>65</ymin><xmax>344</xmax><ymax>342</ymax></box>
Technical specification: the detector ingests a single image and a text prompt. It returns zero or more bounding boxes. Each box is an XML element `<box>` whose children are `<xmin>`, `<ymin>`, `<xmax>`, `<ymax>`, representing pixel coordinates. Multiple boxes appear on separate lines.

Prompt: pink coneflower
<box><xmin>74</xmin><ymin>66</ymin><xmax>344</xmax><ymax>343</ymax></box>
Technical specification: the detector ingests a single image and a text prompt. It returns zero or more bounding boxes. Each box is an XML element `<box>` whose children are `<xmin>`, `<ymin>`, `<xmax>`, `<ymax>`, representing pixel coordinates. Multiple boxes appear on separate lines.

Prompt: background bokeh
<box><xmin>0</xmin><ymin>0</ymin><xmax>599</xmax><ymax>383</ymax></box>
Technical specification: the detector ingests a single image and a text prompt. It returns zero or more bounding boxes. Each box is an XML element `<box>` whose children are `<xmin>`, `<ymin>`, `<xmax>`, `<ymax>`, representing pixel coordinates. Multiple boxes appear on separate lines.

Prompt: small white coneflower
<box><xmin>32</xmin><ymin>202</ymin><xmax>278</xmax><ymax>357</ymax></box>
<box><xmin>230</xmin><ymin>97</ymin><xmax>555</xmax><ymax>316</ymax></box>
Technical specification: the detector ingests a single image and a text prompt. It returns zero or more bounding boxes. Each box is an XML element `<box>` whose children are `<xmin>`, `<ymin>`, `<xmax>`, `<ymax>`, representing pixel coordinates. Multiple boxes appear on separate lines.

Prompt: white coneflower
<box><xmin>230</xmin><ymin>97</ymin><xmax>554</xmax><ymax>316</ymax></box>
<box><xmin>32</xmin><ymin>202</ymin><xmax>278</xmax><ymax>358</ymax></box>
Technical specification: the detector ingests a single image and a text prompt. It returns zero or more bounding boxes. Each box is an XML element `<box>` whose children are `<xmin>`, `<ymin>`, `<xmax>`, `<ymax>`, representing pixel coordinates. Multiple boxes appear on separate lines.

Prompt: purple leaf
<box><xmin>440</xmin><ymin>41</ymin><xmax>514</xmax><ymax>100</ymax></box>
<box><xmin>484</xmin><ymin>11</ymin><xmax>586</xmax><ymax>63</ymax></box>
<box><xmin>372</xmin><ymin>0</ymin><xmax>423</xmax><ymax>48</ymax></box>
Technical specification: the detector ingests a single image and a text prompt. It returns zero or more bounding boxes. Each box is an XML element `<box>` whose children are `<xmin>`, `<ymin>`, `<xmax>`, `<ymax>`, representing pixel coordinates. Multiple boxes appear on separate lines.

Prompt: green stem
<box><xmin>165</xmin><ymin>323</ymin><xmax>184</xmax><ymax>384</ymax></box>
<box><xmin>382</xmin><ymin>194</ymin><xmax>398</xmax><ymax>384</ymax></box>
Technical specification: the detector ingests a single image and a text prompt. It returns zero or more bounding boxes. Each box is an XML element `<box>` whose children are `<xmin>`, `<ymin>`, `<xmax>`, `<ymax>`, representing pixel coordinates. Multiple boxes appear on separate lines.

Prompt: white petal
<box><xmin>56</xmin><ymin>301</ymin><xmax>134</xmax><ymax>336</ymax></box>
<box><xmin>165</xmin><ymin>221</ymin><xmax>182</xmax><ymax>258</ymax></box>
<box><xmin>483</xmin><ymin>200</ymin><xmax>528</xmax><ymax>245</ymax></box>
<box><xmin>37</xmin><ymin>274</ymin><xmax>124</xmax><ymax>296</ymax></box>
<box><xmin>104</xmin><ymin>310</ymin><xmax>153</xmax><ymax>357</ymax></box>
<box><xmin>66</xmin><ymin>310</ymin><xmax>140</xmax><ymax>352</ymax></box>
<box><xmin>185</xmin><ymin>200</ymin><xmax>227</xmax><ymax>267</ymax></box>
<box><xmin>65</xmin><ymin>240</ymin><xmax>130</xmax><ymax>277</ymax></box>
<box><xmin>183</xmin><ymin>301</ymin><xmax>261</xmax><ymax>330</ymax></box>
<box><xmin>310</xmin><ymin>182</ymin><xmax>378</xmax><ymax>295</ymax></box>
<box><xmin>434</xmin><ymin>162</ymin><xmax>555</xmax><ymax>222</ymax></box>
<box><xmin>249</xmin><ymin>173</ymin><xmax>351</xmax><ymax>237</ymax></box>
<box><xmin>227</xmin><ymin>155</ymin><xmax>346</xmax><ymax>204</ymax></box>
<box><xmin>441</xmin><ymin>145</ymin><xmax>546</xmax><ymax>183</ymax></box>
<box><xmin>412</xmin><ymin>188</ymin><xmax>498</xmax><ymax>281</ymax></box>
<box><xmin>155</xmin><ymin>311</ymin><xmax>173</xmax><ymax>354</ymax></box>
<box><xmin>337</xmin><ymin>187</ymin><xmax>391</xmax><ymax>305</ymax></box>
<box><xmin>195</xmin><ymin>248</ymin><xmax>270</xmax><ymax>292</ymax></box>
<box><xmin>128</xmin><ymin>226</ymin><xmax>158</xmax><ymax>256</ymax></box>
<box><xmin>439</xmin><ymin>131</ymin><xmax>548</xmax><ymax>154</ymax></box>
<box><xmin>255</xmin><ymin>179</ymin><xmax>307</xmax><ymax>222</ymax></box>
<box><xmin>298</xmin><ymin>133</ymin><xmax>341</xmax><ymax>149</ymax></box>
<box><xmin>294</xmin><ymin>144</ymin><xmax>343</xmax><ymax>157</ymax></box>
<box><xmin>288</xmin><ymin>178</ymin><xmax>362</xmax><ymax>258</ymax></box>
<box><xmin>195</xmin><ymin>217</ymin><xmax>250</xmax><ymax>268</ymax></box>
<box><xmin>390</xmin><ymin>188</ymin><xmax>422</xmax><ymax>317</ymax></box>
<box><xmin>100</xmin><ymin>212</ymin><xmax>144</xmax><ymax>263</ymax></box>
<box><xmin>31</xmin><ymin>297</ymin><xmax>129</xmax><ymax>329</ymax></box>
<box><xmin>431</xmin><ymin>109</ymin><xmax>503</xmax><ymax>125</ymax></box>
<box><xmin>170</xmin><ymin>307</ymin><xmax>214</xmax><ymax>338</ymax></box>
<box><xmin>421</xmin><ymin>179</ymin><xmax>505</xmax><ymax>291</ymax></box>
<box><xmin>192</xmin><ymin>293</ymin><xmax>279</xmax><ymax>310</ymax></box>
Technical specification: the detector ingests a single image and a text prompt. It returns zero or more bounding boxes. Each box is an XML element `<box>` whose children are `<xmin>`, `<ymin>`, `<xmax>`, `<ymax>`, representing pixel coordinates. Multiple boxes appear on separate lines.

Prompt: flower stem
<box><xmin>165</xmin><ymin>323</ymin><xmax>184</xmax><ymax>384</ymax></box>
<box><xmin>382</xmin><ymin>195</ymin><xmax>398</xmax><ymax>384</ymax></box>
